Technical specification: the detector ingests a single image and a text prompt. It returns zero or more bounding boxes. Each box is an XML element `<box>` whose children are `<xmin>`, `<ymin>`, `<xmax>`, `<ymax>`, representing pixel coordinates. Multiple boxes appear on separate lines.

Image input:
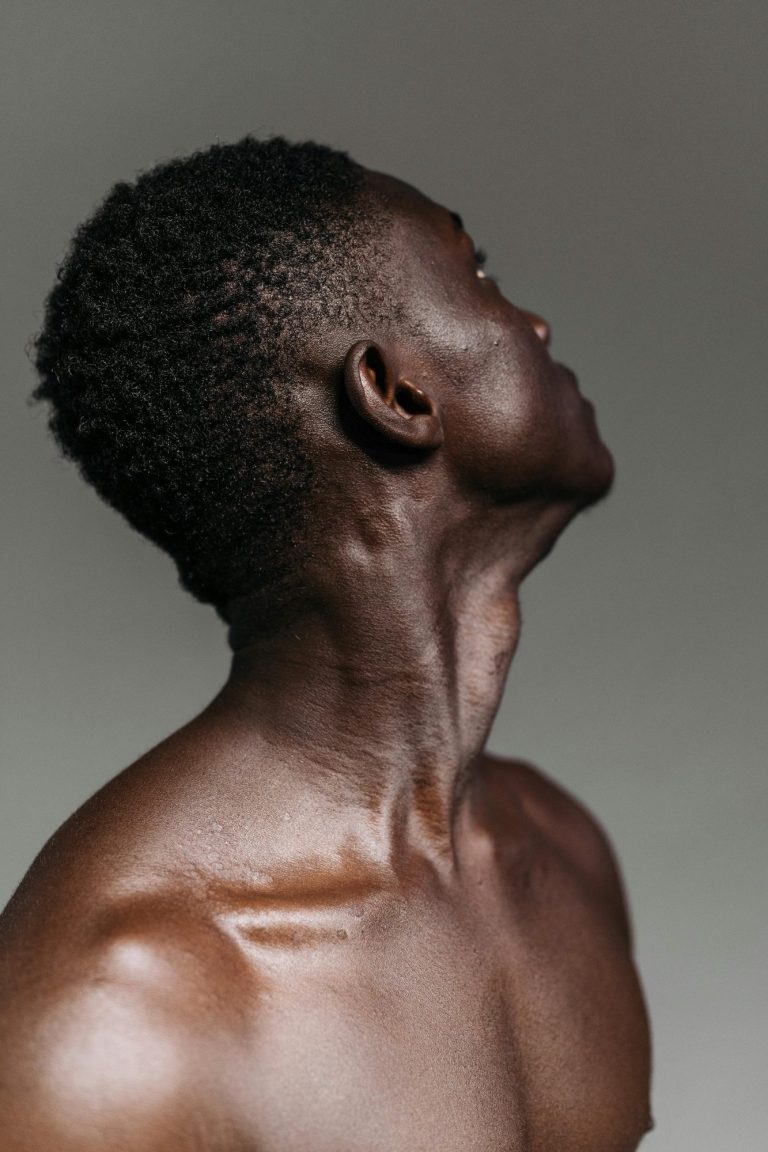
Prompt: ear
<box><xmin>343</xmin><ymin>341</ymin><xmax>444</xmax><ymax>451</ymax></box>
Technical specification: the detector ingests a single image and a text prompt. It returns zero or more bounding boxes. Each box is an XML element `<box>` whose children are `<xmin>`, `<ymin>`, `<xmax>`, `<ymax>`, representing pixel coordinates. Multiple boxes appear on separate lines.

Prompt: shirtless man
<box><xmin>0</xmin><ymin>137</ymin><xmax>652</xmax><ymax>1150</ymax></box>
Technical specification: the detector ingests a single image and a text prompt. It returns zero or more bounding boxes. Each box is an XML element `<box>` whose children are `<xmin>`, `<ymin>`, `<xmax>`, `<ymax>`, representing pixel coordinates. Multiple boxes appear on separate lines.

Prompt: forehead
<box><xmin>359</xmin><ymin>170</ymin><xmax>501</xmax><ymax>364</ymax></box>
<box><xmin>364</xmin><ymin>170</ymin><xmax>460</xmax><ymax>251</ymax></box>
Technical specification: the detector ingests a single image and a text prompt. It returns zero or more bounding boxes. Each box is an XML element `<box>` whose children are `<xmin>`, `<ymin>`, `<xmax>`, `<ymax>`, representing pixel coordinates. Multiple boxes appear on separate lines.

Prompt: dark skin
<box><xmin>0</xmin><ymin>172</ymin><xmax>652</xmax><ymax>1150</ymax></box>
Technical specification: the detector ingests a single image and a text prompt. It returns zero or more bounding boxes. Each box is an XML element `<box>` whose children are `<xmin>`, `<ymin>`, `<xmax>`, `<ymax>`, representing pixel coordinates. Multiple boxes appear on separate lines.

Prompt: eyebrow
<box><xmin>449</xmin><ymin>211</ymin><xmax>464</xmax><ymax>233</ymax></box>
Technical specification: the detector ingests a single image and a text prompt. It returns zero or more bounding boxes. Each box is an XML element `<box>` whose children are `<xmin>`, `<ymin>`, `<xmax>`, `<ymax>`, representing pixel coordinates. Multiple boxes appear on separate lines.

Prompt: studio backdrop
<box><xmin>2</xmin><ymin>3</ymin><xmax>766</xmax><ymax>1149</ymax></box>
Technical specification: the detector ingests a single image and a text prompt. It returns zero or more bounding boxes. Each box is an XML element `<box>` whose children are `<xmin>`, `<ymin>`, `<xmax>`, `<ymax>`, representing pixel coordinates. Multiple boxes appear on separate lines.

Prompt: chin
<box><xmin>569</xmin><ymin>399</ymin><xmax>616</xmax><ymax>501</ymax></box>
<box><xmin>549</xmin><ymin>432</ymin><xmax>615</xmax><ymax>512</ymax></box>
<box><xmin>587</xmin><ymin>432</ymin><xmax>615</xmax><ymax>491</ymax></box>
<box><xmin>541</xmin><ymin>381</ymin><xmax>614</xmax><ymax>505</ymax></box>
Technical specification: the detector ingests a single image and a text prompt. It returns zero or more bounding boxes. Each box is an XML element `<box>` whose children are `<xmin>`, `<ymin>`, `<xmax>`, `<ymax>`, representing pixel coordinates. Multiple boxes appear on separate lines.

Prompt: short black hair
<box><xmin>32</xmin><ymin>135</ymin><xmax>389</xmax><ymax>623</ymax></box>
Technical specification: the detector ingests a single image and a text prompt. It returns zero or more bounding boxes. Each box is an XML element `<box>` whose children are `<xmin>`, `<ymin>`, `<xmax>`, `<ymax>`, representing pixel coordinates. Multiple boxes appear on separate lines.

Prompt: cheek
<box><xmin>443</xmin><ymin>381</ymin><xmax>556</xmax><ymax>496</ymax></box>
<box><xmin>413</xmin><ymin>295</ymin><xmax>579</xmax><ymax>488</ymax></box>
<box><xmin>480</xmin><ymin>337</ymin><xmax>561</xmax><ymax>438</ymax></box>
<box><xmin>442</xmin><ymin>335</ymin><xmax>587</xmax><ymax>497</ymax></box>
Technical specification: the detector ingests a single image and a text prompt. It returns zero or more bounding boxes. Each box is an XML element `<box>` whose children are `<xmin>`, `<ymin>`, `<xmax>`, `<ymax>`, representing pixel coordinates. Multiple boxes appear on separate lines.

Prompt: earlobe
<box><xmin>343</xmin><ymin>341</ymin><xmax>444</xmax><ymax>451</ymax></box>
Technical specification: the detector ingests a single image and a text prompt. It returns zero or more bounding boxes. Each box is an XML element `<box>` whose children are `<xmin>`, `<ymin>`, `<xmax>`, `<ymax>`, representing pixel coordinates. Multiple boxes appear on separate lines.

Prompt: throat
<box><xmin>217</xmin><ymin>568</ymin><xmax>522</xmax><ymax>869</ymax></box>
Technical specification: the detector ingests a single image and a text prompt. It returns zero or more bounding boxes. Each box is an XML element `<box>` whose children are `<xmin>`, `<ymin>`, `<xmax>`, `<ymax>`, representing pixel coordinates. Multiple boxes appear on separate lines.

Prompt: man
<box><xmin>0</xmin><ymin>137</ymin><xmax>652</xmax><ymax>1150</ymax></box>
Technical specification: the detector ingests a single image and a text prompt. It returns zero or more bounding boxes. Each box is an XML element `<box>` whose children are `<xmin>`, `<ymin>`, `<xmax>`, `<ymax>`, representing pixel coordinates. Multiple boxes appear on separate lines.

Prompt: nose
<box><xmin>520</xmin><ymin>309</ymin><xmax>551</xmax><ymax>347</ymax></box>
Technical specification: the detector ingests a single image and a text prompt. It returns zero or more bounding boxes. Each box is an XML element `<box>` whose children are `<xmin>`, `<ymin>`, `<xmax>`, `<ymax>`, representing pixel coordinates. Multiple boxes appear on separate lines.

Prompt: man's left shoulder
<box><xmin>482</xmin><ymin>753</ymin><xmax>633</xmax><ymax>942</ymax></box>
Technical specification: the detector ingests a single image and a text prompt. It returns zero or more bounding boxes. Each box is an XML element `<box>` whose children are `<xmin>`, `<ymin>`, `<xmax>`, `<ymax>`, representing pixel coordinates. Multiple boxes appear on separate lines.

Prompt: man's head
<box><xmin>33</xmin><ymin>136</ymin><xmax>612</xmax><ymax>628</ymax></box>
<box><xmin>347</xmin><ymin>172</ymin><xmax>614</xmax><ymax>511</ymax></box>
<box><xmin>33</xmin><ymin>136</ymin><xmax>396</xmax><ymax>622</ymax></box>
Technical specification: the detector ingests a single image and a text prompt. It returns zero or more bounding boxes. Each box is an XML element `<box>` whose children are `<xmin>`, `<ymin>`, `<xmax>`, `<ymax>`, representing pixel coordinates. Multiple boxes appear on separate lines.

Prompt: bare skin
<box><xmin>0</xmin><ymin>172</ymin><xmax>652</xmax><ymax>1150</ymax></box>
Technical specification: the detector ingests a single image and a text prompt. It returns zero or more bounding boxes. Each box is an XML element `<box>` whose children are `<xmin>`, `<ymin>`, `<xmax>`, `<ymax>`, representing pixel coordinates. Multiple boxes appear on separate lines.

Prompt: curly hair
<box><xmin>32</xmin><ymin>136</ymin><xmax>390</xmax><ymax>622</ymax></box>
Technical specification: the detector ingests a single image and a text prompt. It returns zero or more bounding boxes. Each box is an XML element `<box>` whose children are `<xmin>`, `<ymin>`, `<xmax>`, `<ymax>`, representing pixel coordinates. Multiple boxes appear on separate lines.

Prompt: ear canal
<box><xmin>394</xmin><ymin>382</ymin><xmax>432</xmax><ymax>416</ymax></box>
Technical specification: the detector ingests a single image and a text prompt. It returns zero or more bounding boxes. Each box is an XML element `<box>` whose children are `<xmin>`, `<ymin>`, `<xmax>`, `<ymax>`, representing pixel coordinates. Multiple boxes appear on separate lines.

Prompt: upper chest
<box><xmin>218</xmin><ymin>816</ymin><xmax>652</xmax><ymax>1152</ymax></box>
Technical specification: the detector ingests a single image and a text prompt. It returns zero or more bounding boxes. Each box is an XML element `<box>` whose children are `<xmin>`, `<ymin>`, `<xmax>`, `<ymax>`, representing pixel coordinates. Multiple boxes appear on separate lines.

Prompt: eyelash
<box><xmin>473</xmin><ymin>247</ymin><xmax>498</xmax><ymax>283</ymax></box>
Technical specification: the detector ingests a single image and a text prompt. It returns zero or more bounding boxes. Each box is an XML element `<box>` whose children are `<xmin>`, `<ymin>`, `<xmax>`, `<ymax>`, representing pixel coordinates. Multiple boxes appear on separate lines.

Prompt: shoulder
<box><xmin>0</xmin><ymin>896</ymin><xmax>253</xmax><ymax>1151</ymax></box>
<box><xmin>481</xmin><ymin>753</ymin><xmax>633</xmax><ymax>942</ymax></box>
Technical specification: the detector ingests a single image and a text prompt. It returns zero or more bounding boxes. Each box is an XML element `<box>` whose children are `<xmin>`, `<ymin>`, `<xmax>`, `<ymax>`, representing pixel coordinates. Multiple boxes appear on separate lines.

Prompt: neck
<box><xmin>214</xmin><ymin>491</ymin><xmax>576</xmax><ymax>868</ymax></box>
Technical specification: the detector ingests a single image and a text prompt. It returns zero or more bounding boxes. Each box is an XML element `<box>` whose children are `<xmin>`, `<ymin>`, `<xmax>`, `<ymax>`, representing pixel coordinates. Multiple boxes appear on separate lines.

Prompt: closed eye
<box><xmin>473</xmin><ymin>246</ymin><xmax>498</xmax><ymax>284</ymax></box>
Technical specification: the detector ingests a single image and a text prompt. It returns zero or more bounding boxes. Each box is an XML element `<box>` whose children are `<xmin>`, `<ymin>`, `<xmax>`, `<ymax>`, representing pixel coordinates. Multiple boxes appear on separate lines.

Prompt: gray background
<box><xmin>2</xmin><ymin>1</ymin><xmax>766</xmax><ymax>1147</ymax></box>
